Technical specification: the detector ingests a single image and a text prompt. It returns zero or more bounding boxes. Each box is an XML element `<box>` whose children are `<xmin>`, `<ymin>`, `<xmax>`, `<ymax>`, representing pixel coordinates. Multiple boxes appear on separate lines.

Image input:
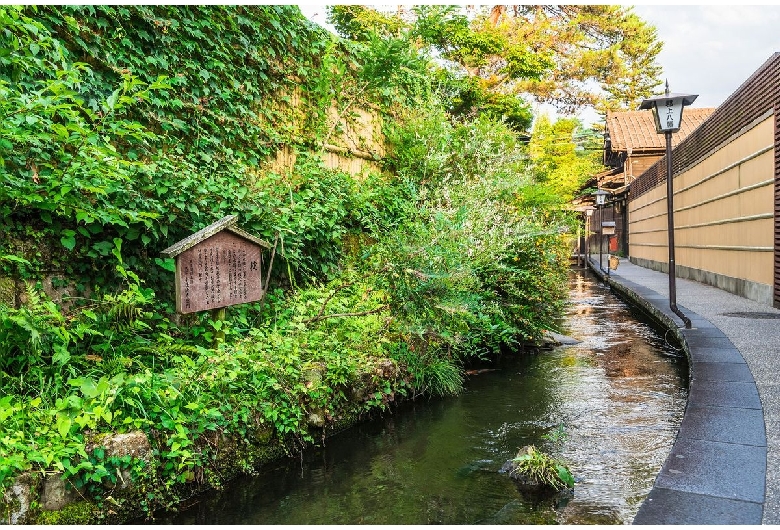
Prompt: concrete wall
<box><xmin>628</xmin><ymin>113</ymin><xmax>775</xmax><ymax>305</ymax></box>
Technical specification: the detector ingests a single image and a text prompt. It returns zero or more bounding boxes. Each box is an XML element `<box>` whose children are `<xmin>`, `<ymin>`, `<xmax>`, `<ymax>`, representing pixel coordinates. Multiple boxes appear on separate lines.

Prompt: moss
<box><xmin>1</xmin><ymin>472</ymin><xmax>43</xmax><ymax>524</ymax></box>
<box><xmin>0</xmin><ymin>494</ymin><xmax>22</xmax><ymax>525</ymax></box>
<box><xmin>0</xmin><ymin>276</ymin><xmax>15</xmax><ymax>307</ymax></box>
<box><xmin>35</xmin><ymin>501</ymin><xmax>98</xmax><ymax>525</ymax></box>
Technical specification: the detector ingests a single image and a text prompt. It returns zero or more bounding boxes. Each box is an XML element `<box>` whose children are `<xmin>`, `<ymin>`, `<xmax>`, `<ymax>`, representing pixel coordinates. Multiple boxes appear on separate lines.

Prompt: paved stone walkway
<box><xmin>586</xmin><ymin>256</ymin><xmax>780</xmax><ymax>525</ymax></box>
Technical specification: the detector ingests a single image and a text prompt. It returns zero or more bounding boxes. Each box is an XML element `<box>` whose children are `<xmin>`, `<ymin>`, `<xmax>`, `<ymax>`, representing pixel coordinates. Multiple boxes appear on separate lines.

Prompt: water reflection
<box><xmin>158</xmin><ymin>268</ymin><xmax>687</xmax><ymax>525</ymax></box>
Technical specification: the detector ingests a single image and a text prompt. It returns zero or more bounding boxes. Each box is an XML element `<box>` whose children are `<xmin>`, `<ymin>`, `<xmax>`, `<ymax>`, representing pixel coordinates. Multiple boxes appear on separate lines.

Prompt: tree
<box><xmin>525</xmin><ymin>115</ymin><xmax>603</xmax><ymax>205</ymax></box>
<box><xmin>329</xmin><ymin>5</ymin><xmax>664</xmax><ymax>118</ymax></box>
<box><xmin>494</xmin><ymin>5</ymin><xmax>664</xmax><ymax>113</ymax></box>
<box><xmin>328</xmin><ymin>5</ymin><xmax>538</xmax><ymax>132</ymax></box>
<box><xmin>326</xmin><ymin>4</ymin><xmax>406</xmax><ymax>41</ymax></box>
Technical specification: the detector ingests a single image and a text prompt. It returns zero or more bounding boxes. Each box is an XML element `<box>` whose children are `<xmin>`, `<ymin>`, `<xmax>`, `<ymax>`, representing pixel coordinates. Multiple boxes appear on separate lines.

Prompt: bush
<box><xmin>375</xmin><ymin>108</ymin><xmax>570</xmax><ymax>362</ymax></box>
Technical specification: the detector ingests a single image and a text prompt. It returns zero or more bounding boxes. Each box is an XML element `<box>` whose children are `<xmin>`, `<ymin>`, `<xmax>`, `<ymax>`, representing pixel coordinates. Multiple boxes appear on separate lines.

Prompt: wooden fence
<box><xmin>628</xmin><ymin>53</ymin><xmax>780</xmax><ymax>307</ymax></box>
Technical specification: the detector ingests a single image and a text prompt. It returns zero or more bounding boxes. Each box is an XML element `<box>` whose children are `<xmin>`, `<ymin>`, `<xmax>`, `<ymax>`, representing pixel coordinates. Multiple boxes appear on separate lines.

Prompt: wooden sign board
<box><xmin>161</xmin><ymin>216</ymin><xmax>271</xmax><ymax>314</ymax></box>
<box><xmin>601</xmin><ymin>221</ymin><xmax>616</xmax><ymax>236</ymax></box>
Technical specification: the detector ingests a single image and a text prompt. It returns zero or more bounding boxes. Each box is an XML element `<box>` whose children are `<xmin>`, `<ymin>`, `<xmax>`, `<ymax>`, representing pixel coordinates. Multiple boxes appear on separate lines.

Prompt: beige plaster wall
<box><xmin>628</xmin><ymin>114</ymin><xmax>775</xmax><ymax>302</ymax></box>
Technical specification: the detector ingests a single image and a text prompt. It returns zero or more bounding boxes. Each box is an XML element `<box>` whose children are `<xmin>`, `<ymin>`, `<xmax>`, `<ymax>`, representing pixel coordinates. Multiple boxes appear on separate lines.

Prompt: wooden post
<box><xmin>211</xmin><ymin>307</ymin><xmax>226</xmax><ymax>346</ymax></box>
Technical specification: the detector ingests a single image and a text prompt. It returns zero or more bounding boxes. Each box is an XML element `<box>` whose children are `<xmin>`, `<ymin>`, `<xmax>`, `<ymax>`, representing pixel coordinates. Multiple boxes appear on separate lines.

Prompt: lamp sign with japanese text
<box><xmin>663</xmin><ymin>97</ymin><xmax>684</xmax><ymax>131</ymax></box>
<box><xmin>640</xmin><ymin>81</ymin><xmax>697</xmax><ymax>134</ymax></box>
<box><xmin>639</xmin><ymin>82</ymin><xmax>698</xmax><ymax>329</ymax></box>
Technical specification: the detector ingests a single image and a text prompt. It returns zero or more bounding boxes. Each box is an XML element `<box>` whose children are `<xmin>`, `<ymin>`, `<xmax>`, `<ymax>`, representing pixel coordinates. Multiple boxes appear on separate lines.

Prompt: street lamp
<box><xmin>594</xmin><ymin>190</ymin><xmax>610</xmax><ymax>274</ymax></box>
<box><xmin>594</xmin><ymin>189</ymin><xmax>609</xmax><ymax>207</ymax></box>
<box><xmin>585</xmin><ymin>207</ymin><xmax>594</xmax><ymax>265</ymax></box>
<box><xmin>639</xmin><ymin>81</ymin><xmax>697</xmax><ymax>329</ymax></box>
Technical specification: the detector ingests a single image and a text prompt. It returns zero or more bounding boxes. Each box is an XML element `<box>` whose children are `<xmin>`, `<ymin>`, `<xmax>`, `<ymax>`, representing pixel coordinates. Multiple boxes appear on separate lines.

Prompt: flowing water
<box><xmin>160</xmin><ymin>268</ymin><xmax>688</xmax><ymax>525</ymax></box>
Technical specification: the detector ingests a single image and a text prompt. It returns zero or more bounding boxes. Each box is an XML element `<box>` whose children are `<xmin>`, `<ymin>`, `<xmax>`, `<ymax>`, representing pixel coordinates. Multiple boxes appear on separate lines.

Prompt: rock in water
<box><xmin>543</xmin><ymin>332</ymin><xmax>582</xmax><ymax>346</ymax></box>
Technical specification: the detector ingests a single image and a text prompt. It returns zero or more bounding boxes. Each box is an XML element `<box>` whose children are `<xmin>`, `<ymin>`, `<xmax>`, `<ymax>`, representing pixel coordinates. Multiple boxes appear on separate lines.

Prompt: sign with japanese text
<box><xmin>173</xmin><ymin>230</ymin><xmax>264</xmax><ymax>314</ymax></box>
<box><xmin>661</xmin><ymin>97</ymin><xmax>684</xmax><ymax>131</ymax></box>
<box><xmin>161</xmin><ymin>215</ymin><xmax>270</xmax><ymax>314</ymax></box>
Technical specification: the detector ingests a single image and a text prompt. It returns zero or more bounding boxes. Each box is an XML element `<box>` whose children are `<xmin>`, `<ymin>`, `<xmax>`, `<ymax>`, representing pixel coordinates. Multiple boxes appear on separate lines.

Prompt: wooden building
<box><xmin>575</xmin><ymin>107</ymin><xmax>715</xmax><ymax>259</ymax></box>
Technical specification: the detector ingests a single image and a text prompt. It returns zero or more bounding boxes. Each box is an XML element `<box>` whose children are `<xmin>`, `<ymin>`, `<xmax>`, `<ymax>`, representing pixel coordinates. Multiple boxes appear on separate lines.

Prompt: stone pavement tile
<box><xmin>684</xmin><ymin>316</ymin><xmax>718</xmax><ymax>329</ymax></box>
<box><xmin>683</xmin><ymin>333</ymin><xmax>735</xmax><ymax>350</ymax></box>
<box><xmin>676</xmin><ymin>404</ymin><xmax>766</xmax><ymax>446</ymax></box>
<box><xmin>692</xmin><ymin>361</ymin><xmax>756</xmax><ymax>382</ymax></box>
<box><xmin>689</xmin><ymin>346</ymin><xmax>748</xmax><ymax>364</ymax></box>
<box><xmin>654</xmin><ymin>438</ymin><xmax>765</xmax><ymax>503</ymax></box>
<box><xmin>687</xmin><ymin>380</ymin><xmax>762</xmax><ymax>409</ymax></box>
<box><xmin>633</xmin><ymin>291</ymin><xmax>667</xmax><ymax>301</ymax></box>
<box><xmin>632</xmin><ymin>487</ymin><xmax>763</xmax><ymax>525</ymax></box>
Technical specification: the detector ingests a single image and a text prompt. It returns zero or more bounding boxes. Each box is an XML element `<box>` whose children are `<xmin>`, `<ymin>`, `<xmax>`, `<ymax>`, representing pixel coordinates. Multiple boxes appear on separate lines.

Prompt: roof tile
<box><xmin>606</xmin><ymin>108</ymin><xmax>716</xmax><ymax>151</ymax></box>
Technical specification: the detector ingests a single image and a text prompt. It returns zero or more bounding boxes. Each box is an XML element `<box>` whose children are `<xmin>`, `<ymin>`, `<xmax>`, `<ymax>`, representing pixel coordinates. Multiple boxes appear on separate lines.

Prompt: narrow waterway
<box><xmin>161</xmin><ymin>267</ymin><xmax>688</xmax><ymax>525</ymax></box>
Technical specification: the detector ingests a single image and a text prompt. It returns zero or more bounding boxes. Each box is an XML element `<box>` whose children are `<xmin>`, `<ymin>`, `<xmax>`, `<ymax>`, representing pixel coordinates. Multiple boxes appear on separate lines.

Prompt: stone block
<box><xmin>41</xmin><ymin>474</ymin><xmax>81</xmax><ymax>511</ymax></box>
<box><xmin>0</xmin><ymin>276</ymin><xmax>15</xmax><ymax>307</ymax></box>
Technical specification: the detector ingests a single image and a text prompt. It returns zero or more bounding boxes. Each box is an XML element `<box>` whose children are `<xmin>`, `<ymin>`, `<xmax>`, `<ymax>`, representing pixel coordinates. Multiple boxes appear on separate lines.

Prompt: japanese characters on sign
<box><xmin>175</xmin><ymin>231</ymin><xmax>263</xmax><ymax>314</ymax></box>
<box><xmin>661</xmin><ymin>98</ymin><xmax>683</xmax><ymax>131</ymax></box>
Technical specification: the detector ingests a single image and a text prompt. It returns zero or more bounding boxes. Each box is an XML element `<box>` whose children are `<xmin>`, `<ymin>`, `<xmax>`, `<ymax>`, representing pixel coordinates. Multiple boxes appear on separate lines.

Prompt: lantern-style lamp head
<box><xmin>639</xmin><ymin>80</ymin><xmax>698</xmax><ymax>134</ymax></box>
<box><xmin>594</xmin><ymin>189</ymin><xmax>609</xmax><ymax>206</ymax></box>
<box><xmin>585</xmin><ymin>207</ymin><xmax>594</xmax><ymax>217</ymax></box>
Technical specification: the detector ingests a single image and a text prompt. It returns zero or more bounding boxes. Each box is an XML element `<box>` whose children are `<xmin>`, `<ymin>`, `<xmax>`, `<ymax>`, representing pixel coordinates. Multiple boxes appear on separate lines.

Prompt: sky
<box><xmin>299</xmin><ymin>4</ymin><xmax>780</xmax><ymax>127</ymax></box>
<box><xmin>629</xmin><ymin>5</ymin><xmax>780</xmax><ymax>110</ymax></box>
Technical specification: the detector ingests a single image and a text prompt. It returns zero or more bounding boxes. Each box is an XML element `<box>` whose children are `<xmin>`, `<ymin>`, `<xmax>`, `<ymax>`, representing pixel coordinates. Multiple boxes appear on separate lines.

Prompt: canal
<box><xmin>160</xmin><ymin>267</ymin><xmax>688</xmax><ymax>524</ymax></box>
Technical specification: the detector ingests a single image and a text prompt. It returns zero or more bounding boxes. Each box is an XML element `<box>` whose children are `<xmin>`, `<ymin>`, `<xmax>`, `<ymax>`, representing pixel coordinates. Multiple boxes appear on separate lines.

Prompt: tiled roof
<box><xmin>606</xmin><ymin>108</ymin><xmax>716</xmax><ymax>151</ymax></box>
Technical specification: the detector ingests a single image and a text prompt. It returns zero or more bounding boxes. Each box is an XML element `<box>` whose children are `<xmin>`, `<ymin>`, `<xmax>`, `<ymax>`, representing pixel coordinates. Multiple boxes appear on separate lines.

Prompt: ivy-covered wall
<box><xmin>1</xmin><ymin>5</ymin><xmax>386</xmax><ymax>304</ymax></box>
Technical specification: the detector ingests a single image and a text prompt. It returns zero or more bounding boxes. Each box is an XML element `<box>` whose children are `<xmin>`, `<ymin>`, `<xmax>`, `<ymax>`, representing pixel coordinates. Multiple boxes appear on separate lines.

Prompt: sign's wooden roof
<box><xmin>161</xmin><ymin>215</ymin><xmax>271</xmax><ymax>258</ymax></box>
<box><xmin>606</xmin><ymin>108</ymin><xmax>716</xmax><ymax>151</ymax></box>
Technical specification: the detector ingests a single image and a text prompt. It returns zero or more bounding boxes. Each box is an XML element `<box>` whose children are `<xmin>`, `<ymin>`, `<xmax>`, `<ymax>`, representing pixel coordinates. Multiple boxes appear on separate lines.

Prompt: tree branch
<box><xmin>302</xmin><ymin>304</ymin><xmax>389</xmax><ymax>324</ymax></box>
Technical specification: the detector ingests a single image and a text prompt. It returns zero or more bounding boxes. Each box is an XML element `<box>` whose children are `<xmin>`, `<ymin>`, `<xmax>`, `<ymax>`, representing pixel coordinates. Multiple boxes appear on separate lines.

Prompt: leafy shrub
<box><xmin>388</xmin><ymin>343</ymin><xmax>463</xmax><ymax>397</ymax></box>
<box><xmin>376</xmin><ymin>107</ymin><xmax>571</xmax><ymax>361</ymax></box>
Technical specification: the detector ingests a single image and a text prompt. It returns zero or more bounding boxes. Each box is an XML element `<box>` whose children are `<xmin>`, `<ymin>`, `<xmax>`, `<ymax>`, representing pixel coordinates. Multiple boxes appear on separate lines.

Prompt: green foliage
<box><xmin>412</xmin><ymin>6</ymin><xmax>507</xmax><ymax>68</ymax></box>
<box><xmin>1</xmin><ymin>5</ymin><xmax>336</xmax><ymax>293</ymax></box>
<box><xmin>512</xmin><ymin>445</ymin><xmax>574</xmax><ymax>491</ymax></box>
<box><xmin>0</xmin><ymin>6</ymin><xmax>582</xmax><ymax>521</ymax></box>
<box><xmin>0</xmin><ymin>6</ymin><xmax>168</xmax><ymax>287</ymax></box>
<box><xmin>356</xmin><ymin>33</ymin><xmax>433</xmax><ymax>110</ymax></box>
<box><xmin>0</xmin><ymin>264</ymin><xmax>410</xmax><ymax>509</ymax></box>
<box><xmin>497</xmin><ymin>5</ymin><xmax>664</xmax><ymax>112</ymax></box>
<box><xmin>389</xmin><ymin>343</ymin><xmax>463</xmax><ymax>397</ymax></box>
<box><xmin>331</xmin><ymin>5</ymin><xmax>663</xmax><ymax>116</ymax></box>
<box><xmin>0</xmin><ymin>282</ymin><xmax>71</xmax><ymax>376</ymax></box>
<box><xmin>525</xmin><ymin>115</ymin><xmax>604</xmax><ymax>205</ymax></box>
<box><xmin>327</xmin><ymin>5</ymin><xmax>406</xmax><ymax>41</ymax></box>
<box><xmin>435</xmin><ymin>72</ymin><xmax>534</xmax><ymax>133</ymax></box>
<box><xmin>380</xmin><ymin>109</ymin><xmax>570</xmax><ymax>355</ymax></box>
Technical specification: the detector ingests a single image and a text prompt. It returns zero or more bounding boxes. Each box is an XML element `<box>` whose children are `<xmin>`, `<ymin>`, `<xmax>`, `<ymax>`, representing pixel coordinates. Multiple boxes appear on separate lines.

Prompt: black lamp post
<box><xmin>585</xmin><ymin>207</ymin><xmax>594</xmax><ymax>265</ymax></box>
<box><xmin>639</xmin><ymin>81</ymin><xmax>697</xmax><ymax>329</ymax></box>
<box><xmin>594</xmin><ymin>189</ymin><xmax>609</xmax><ymax>274</ymax></box>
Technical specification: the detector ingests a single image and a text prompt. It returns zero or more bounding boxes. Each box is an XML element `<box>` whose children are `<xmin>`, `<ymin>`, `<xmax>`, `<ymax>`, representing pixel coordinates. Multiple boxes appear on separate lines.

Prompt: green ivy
<box><xmin>0</xmin><ymin>6</ymin><xmax>577</xmax><ymax>522</ymax></box>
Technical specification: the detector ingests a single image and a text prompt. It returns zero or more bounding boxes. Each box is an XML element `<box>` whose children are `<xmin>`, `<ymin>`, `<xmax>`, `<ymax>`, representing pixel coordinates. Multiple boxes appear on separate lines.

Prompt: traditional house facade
<box><xmin>577</xmin><ymin>107</ymin><xmax>714</xmax><ymax>259</ymax></box>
